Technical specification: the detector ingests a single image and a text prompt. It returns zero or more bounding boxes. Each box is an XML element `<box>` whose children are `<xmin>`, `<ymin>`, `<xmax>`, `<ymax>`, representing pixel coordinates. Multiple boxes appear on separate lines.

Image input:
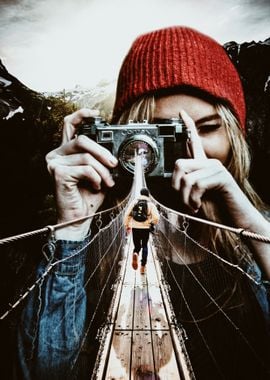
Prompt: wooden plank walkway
<box><xmin>94</xmin><ymin>235</ymin><xmax>194</xmax><ymax>380</ymax></box>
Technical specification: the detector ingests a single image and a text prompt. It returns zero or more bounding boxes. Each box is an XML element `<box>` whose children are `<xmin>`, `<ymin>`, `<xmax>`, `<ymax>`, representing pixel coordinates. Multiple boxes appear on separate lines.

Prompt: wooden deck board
<box><xmin>115</xmin><ymin>285</ymin><xmax>134</xmax><ymax>330</ymax></box>
<box><xmin>123</xmin><ymin>257</ymin><xmax>136</xmax><ymax>285</ymax></box>
<box><xmin>148</xmin><ymin>285</ymin><xmax>169</xmax><ymax>330</ymax></box>
<box><xmin>152</xmin><ymin>330</ymin><xmax>181</xmax><ymax>379</ymax></box>
<box><xmin>144</xmin><ymin>244</ymin><xmax>159</xmax><ymax>286</ymax></box>
<box><xmin>105</xmin><ymin>331</ymin><xmax>132</xmax><ymax>379</ymax></box>
<box><xmin>96</xmin><ymin>235</ymin><xmax>193</xmax><ymax>379</ymax></box>
<box><xmin>131</xmin><ymin>331</ymin><xmax>155</xmax><ymax>379</ymax></box>
<box><xmin>133</xmin><ymin>284</ymin><xmax>151</xmax><ymax>330</ymax></box>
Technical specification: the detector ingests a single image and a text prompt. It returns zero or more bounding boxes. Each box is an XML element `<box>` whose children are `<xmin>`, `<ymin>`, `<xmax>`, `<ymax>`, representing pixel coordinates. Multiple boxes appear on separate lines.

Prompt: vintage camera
<box><xmin>77</xmin><ymin>116</ymin><xmax>190</xmax><ymax>178</ymax></box>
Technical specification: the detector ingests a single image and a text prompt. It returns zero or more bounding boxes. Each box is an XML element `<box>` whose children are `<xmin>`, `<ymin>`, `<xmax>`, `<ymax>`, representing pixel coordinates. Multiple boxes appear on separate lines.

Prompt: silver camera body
<box><xmin>77</xmin><ymin>116</ymin><xmax>190</xmax><ymax>178</ymax></box>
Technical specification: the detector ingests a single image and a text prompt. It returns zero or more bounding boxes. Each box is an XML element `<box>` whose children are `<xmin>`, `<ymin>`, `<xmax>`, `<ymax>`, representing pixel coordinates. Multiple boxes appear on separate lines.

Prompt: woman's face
<box><xmin>154</xmin><ymin>94</ymin><xmax>231</xmax><ymax>164</ymax></box>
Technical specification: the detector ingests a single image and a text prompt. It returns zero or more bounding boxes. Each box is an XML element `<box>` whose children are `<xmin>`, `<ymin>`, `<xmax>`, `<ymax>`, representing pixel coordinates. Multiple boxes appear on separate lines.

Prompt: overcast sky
<box><xmin>0</xmin><ymin>0</ymin><xmax>269</xmax><ymax>92</ymax></box>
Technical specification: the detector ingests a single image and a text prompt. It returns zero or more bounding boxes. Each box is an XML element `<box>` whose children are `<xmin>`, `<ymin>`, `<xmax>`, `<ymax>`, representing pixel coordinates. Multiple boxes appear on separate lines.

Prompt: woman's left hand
<box><xmin>172</xmin><ymin>110</ymin><xmax>234</xmax><ymax>214</ymax></box>
<box><xmin>172</xmin><ymin>110</ymin><xmax>270</xmax><ymax>278</ymax></box>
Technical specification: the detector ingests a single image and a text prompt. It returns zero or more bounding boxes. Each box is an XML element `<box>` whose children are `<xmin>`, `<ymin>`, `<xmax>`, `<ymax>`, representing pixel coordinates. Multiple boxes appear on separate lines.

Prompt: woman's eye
<box><xmin>197</xmin><ymin>124</ymin><xmax>221</xmax><ymax>134</ymax></box>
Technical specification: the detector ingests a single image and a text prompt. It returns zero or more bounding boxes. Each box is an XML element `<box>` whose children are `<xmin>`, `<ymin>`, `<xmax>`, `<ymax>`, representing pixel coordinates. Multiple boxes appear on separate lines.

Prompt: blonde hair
<box><xmin>117</xmin><ymin>96</ymin><xmax>155</xmax><ymax>124</ymax></box>
<box><xmin>116</xmin><ymin>95</ymin><xmax>265</xmax><ymax>265</ymax></box>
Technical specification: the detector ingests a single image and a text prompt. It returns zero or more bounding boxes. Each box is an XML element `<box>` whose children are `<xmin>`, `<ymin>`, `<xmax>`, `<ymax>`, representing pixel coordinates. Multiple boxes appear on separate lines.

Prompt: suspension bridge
<box><xmin>1</xmin><ymin>156</ymin><xmax>270</xmax><ymax>379</ymax></box>
<box><xmin>89</xmin><ymin>157</ymin><xmax>194</xmax><ymax>379</ymax></box>
<box><xmin>93</xmin><ymin>234</ymin><xmax>193</xmax><ymax>379</ymax></box>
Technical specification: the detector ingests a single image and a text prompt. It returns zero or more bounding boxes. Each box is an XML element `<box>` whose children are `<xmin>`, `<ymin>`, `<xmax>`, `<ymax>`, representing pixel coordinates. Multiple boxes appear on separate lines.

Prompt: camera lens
<box><xmin>118</xmin><ymin>135</ymin><xmax>159</xmax><ymax>174</ymax></box>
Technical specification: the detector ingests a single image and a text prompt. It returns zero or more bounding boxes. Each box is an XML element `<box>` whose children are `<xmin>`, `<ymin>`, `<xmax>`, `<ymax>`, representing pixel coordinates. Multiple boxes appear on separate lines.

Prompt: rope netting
<box><xmin>1</xmin><ymin>154</ymin><xmax>270</xmax><ymax>378</ymax></box>
<box><xmin>151</xmin><ymin>206</ymin><xmax>270</xmax><ymax>378</ymax></box>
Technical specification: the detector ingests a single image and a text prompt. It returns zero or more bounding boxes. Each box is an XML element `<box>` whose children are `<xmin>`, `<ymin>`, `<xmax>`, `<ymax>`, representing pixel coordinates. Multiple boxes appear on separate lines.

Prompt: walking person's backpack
<box><xmin>132</xmin><ymin>199</ymin><xmax>148</xmax><ymax>222</ymax></box>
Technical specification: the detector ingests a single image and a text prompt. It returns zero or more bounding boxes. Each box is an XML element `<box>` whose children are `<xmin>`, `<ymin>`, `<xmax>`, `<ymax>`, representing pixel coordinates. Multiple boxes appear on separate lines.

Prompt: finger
<box><xmin>54</xmin><ymin>164</ymin><xmax>104</xmax><ymax>191</ymax></box>
<box><xmin>48</xmin><ymin>153</ymin><xmax>115</xmax><ymax>187</ymax></box>
<box><xmin>180</xmin><ymin>109</ymin><xmax>206</xmax><ymax>160</ymax></box>
<box><xmin>179</xmin><ymin>172</ymin><xmax>205</xmax><ymax>213</ymax></box>
<box><xmin>188</xmin><ymin>181</ymin><xmax>205</xmax><ymax>211</ymax></box>
<box><xmin>183</xmin><ymin>165</ymin><xmax>225</xmax><ymax>211</ymax></box>
<box><xmin>180</xmin><ymin>174</ymin><xmax>193</xmax><ymax>208</ymax></box>
<box><xmin>172</xmin><ymin>159</ymin><xmax>186</xmax><ymax>191</ymax></box>
<box><xmin>172</xmin><ymin>158</ymin><xmax>209</xmax><ymax>177</ymax></box>
<box><xmin>172</xmin><ymin>159</ymin><xmax>198</xmax><ymax>210</ymax></box>
<box><xmin>172</xmin><ymin>158</ymin><xmax>230</xmax><ymax>212</ymax></box>
<box><xmin>49</xmin><ymin>135</ymin><xmax>118</xmax><ymax>168</ymax></box>
<box><xmin>62</xmin><ymin>108</ymin><xmax>100</xmax><ymax>144</ymax></box>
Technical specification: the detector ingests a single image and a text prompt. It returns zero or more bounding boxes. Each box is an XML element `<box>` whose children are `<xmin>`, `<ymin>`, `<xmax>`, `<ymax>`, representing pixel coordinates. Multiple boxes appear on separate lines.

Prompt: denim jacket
<box><xmin>17</xmin><ymin>237</ymin><xmax>90</xmax><ymax>380</ymax></box>
<box><xmin>247</xmin><ymin>260</ymin><xmax>270</xmax><ymax>329</ymax></box>
<box><xmin>17</xmin><ymin>236</ymin><xmax>270</xmax><ymax>379</ymax></box>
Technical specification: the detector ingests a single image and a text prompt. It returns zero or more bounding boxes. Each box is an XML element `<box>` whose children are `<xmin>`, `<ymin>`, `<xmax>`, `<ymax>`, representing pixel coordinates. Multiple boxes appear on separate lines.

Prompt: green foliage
<box><xmin>38</xmin><ymin>95</ymin><xmax>78</xmax><ymax>149</ymax></box>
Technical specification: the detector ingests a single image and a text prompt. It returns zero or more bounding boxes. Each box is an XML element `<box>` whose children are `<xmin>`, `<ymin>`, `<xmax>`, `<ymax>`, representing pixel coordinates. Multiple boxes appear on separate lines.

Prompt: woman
<box><xmin>18</xmin><ymin>26</ymin><xmax>270</xmax><ymax>379</ymax></box>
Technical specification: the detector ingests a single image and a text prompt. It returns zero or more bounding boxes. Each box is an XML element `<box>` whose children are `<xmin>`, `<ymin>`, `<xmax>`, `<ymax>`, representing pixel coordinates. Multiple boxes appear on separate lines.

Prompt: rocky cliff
<box><xmin>224</xmin><ymin>38</ymin><xmax>270</xmax><ymax>204</ymax></box>
<box><xmin>0</xmin><ymin>60</ymin><xmax>77</xmax><ymax>237</ymax></box>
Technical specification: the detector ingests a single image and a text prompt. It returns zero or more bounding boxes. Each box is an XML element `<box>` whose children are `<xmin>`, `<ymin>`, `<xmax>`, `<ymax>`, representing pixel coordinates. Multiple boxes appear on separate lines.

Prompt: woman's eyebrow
<box><xmin>195</xmin><ymin>114</ymin><xmax>221</xmax><ymax>124</ymax></box>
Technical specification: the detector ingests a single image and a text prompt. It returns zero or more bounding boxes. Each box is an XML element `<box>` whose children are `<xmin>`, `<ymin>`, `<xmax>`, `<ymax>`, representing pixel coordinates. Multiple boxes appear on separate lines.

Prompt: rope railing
<box><xmin>0</xmin><ymin>196</ymin><xmax>130</xmax><ymax>246</ymax></box>
<box><xmin>152</xmin><ymin>198</ymin><xmax>270</xmax><ymax>244</ymax></box>
<box><xmin>1</xmin><ymin>196</ymin><xmax>269</xmax><ymax>247</ymax></box>
<box><xmin>0</xmin><ymin>204</ymin><xmax>127</xmax><ymax>320</ymax></box>
<box><xmin>1</xmin><ymin>151</ymin><xmax>269</xmax><ymax>246</ymax></box>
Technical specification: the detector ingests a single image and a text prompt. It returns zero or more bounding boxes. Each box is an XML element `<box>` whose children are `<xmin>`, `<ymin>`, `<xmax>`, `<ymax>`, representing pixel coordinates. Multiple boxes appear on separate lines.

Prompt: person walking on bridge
<box><xmin>124</xmin><ymin>188</ymin><xmax>159</xmax><ymax>274</ymax></box>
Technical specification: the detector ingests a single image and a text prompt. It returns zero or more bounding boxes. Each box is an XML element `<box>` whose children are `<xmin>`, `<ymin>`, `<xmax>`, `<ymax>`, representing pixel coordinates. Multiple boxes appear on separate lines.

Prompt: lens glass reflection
<box><xmin>119</xmin><ymin>140</ymin><xmax>156</xmax><ymax>173</ymax></box>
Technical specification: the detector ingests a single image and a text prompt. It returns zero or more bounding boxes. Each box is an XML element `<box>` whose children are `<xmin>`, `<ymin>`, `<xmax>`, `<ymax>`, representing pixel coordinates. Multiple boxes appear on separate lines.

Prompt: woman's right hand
<box><xmin>46</xmin><ymin>108</ymin><xmax>118</xmax><ymax>240</ymax></box>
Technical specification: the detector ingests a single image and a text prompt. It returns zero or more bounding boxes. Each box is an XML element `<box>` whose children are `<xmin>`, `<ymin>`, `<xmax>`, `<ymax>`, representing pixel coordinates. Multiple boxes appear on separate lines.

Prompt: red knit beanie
<box><xmin>112</xmin><ymin>26</ymin><xmax>246</xmax><ymax>129</ymax></box>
